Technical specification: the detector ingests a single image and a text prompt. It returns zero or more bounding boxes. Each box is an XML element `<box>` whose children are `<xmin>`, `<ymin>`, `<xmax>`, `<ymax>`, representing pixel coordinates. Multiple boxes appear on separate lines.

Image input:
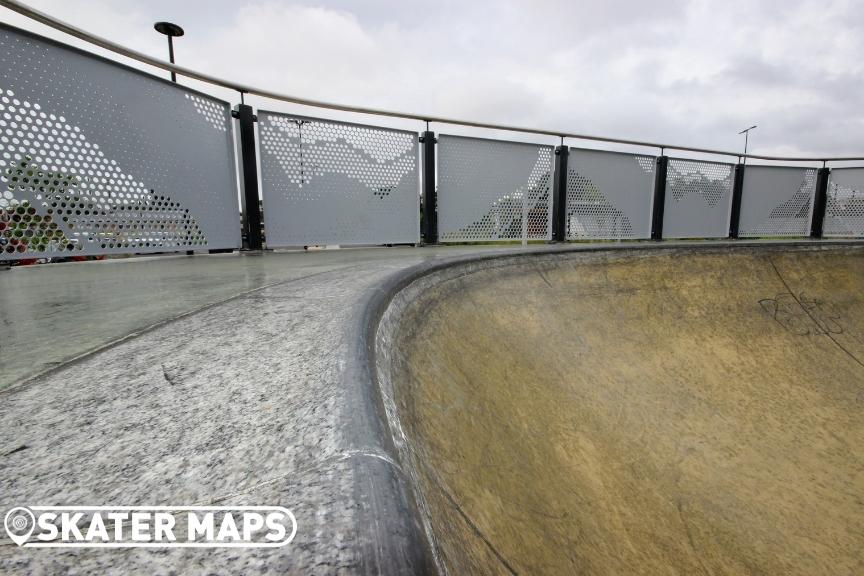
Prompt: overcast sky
<box><xmin>3</xmin><ymin>0</ymin><xmax>862</xmax><ymax>159</ymax></box>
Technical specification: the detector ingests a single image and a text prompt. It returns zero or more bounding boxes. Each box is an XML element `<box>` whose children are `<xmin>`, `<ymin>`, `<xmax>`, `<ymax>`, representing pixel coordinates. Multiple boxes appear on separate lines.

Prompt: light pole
<box><xmin>154</xmin><ymin>22</ymin><xmax>184</xmax><ymax>83</ymax></box>
<box><xmin>739</xmin><ymin>125</ymin><xmax>757</xmax><ymax>165</ymax></box>
<box><xmin>155</xmin><ymin>22</ymin><xmax>187</xmax><ymax>253</ymax></box>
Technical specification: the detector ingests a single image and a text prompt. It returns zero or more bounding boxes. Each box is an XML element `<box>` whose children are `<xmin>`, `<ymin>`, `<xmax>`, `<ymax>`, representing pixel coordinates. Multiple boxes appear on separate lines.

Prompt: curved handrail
<box><xmin>1</xmin><ymin>0</ymin><xmax>863</xmax><ymax>163</ymax></box>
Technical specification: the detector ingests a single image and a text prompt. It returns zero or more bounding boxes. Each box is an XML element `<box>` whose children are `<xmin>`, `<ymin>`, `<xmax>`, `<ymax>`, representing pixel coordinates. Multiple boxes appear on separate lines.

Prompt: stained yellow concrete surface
<box><xmin>391</xmin><ymin>247</ymin><xmax>864</xmax><ymax>575</ymax></box>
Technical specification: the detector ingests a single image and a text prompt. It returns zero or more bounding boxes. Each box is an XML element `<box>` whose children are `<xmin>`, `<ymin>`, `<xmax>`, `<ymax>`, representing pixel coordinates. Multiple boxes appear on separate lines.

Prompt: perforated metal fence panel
<box><xmin>257</xmin><ymin>111</ymin><xmax>419</xmax><ymax>247</ymax></box>
<box><xmin>738</xmin><ymin>166</ymin><xmax>815</xmax><ymax>237</ymax></box>
<box><xmin>824</xmin><ymin>168</ymin><xmax>864</xmax><ymax>238</ymax></box>
<box><xmin>566</xmin><ymin>148</ymin><xmax>655</xmax><ymax>239</ymax></box>
<box><xmin>662</xmin><ymin>157</ymin><xmax>734</xmax><ymax>238</ymax></box>
<box><xmin>437</xmin><ymin>135</ymin><xmax>552</xmax><ymax>242</ymax></box>
<box><xmin>0</xmin><ymin>25</ymin><xmax>240</xmax><ymax>260</ymax></box>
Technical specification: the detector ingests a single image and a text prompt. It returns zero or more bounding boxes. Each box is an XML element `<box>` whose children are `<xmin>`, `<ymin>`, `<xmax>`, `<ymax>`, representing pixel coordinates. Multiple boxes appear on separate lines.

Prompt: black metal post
<box><xmin>167</xmin><ymin>36</ymin><xmax>176</xmax><ymax>83</ymax></box>
<box><xmin>810</xmin><ymin>166</ymin><xmax>830</xmax><ymax>238</ymax></box>
<box><xmin>233</xmin><ymin>103</ymin><xmax>263</xmax><ymax>250</ymax></box>
<box><xmin>729</xmin><ymin>163</ymin><xmax>745</xmax><ymax>238</ymax></box>
<box><xmin>420</xmin><ymin>130</ymin><xmax>437</xmax><ymax>244</ymax></box>
<box><xmin>651</xmin><ymin>155</ymin><xmax>669</xmax><ymax>240</ymax></box>
<box><xmin>552</xmin><ymin>145</ymin><xmax>569</xmax><ymax>241</ymax></box>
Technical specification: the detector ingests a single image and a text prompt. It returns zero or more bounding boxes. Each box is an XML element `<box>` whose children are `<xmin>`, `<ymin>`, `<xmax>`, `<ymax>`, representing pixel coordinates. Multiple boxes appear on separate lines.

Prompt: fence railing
<box><xmin>1</xmin><ymin>1</ymin><xmax>863</xmax><ymax>260</ymax></box>
<box><xmin>258</xmin><ymin>111</ymin><xmax>420</xmax><ymax>248</ymax></box>
<box><xmin>0</xmin><ymin>23</ymin><xmax>240</xmax><ymax>259</ymax></box>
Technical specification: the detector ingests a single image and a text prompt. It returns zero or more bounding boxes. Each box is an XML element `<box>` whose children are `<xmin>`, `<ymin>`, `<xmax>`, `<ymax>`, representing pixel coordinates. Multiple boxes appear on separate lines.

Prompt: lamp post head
<box><xmin>738</xmin><ymin>125</ymin><xmax>757</xmax><ymax>135</ymax></box>
<box><xmin>154</xmin><ymin>22</ymin><xmax>184</xmax><ymax>37</ymax></box>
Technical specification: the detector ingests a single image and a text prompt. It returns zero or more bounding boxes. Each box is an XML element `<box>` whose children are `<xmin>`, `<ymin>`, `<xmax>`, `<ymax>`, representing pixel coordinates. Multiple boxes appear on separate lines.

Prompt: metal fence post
<box><xmin>420</xmin><ymin>130</ymin><xmax>437</xmax><ymax>244</ymax></box>
<box><xmin>810</xmin><ymin>166</ymin><xmax>830</xmax><ymax>238</ymax></box>
<box><xmin>729</xmin><ymin>162</ymin><xmax>745</xmax><ymax>238</ymax></box>
<box><xmin>651</xmin><ymin>155</ymin><xmax>669</xmax><ymax>240</ymax></box>
<box><xmin>232</xmin><ymin>101</ymin><xmax>263</xmax><ymax>250</ymax></box>
<box><xmin>552</xmin><ymin>145</ymin><xmax>569</xmax><ymax>242</ymax></box>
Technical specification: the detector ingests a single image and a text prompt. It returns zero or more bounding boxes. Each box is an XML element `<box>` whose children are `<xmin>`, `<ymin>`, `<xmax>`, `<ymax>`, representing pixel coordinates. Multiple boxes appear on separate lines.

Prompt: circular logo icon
<box><xmin>4</xmin><ymin>507</ymin><xmax>35</xmax><ymax>546</ymax></box>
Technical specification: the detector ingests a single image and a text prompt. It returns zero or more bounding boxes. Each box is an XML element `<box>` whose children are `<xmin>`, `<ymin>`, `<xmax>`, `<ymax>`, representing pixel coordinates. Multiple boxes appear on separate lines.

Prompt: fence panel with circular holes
<box><xmin>566</xmin><ymin>148</ymin><xmax>655</xmax><ymax>240</ymax></box>
<box><xmin>738</xmin><ymin>165</ymin><xmax>816</xmax><ymax>237</ymax></box>
<box><xmin>437</xmin><ymin>135</ymin><xmax>553</xmax><ymax>243</ymax></box>
<box><xmin>662</xmin><ymin>157</ymin><xmax>735</xmax><ymax>239</ymax></box>
<box><xmin>257</xmin><ymin>111</ymin><xmax>420</xmax><ymax>247</ymax></box>
<box><xmin>824</xmin><ymin>168</ymin><xmax>864</xmax><ymax>238</ymax></box>
<box><xmin>0</xmin><ymin>24</ymin><xmax>241</xmax><ymax>260</ymax></box>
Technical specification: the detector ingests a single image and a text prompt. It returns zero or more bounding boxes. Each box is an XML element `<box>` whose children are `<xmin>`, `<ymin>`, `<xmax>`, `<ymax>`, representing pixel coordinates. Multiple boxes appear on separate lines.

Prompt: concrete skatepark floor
<box><xmin>384</xmin><ymin>246</ymin><xmax>863</xmax><ymax>575</ymax></box>
<box><xmin>1</xmin><ymin>242</ymin><xmax>862</xmax><ymax>574</ymax></box>
<box><xmin>0</xmin><ymin>243</ymin><xmax>545</xmax><ymax>574</ymax></box>
<box><xmin>0</xmin><ymin>245</ymin><xmax>523</xmax><ymax>391</ymax></box>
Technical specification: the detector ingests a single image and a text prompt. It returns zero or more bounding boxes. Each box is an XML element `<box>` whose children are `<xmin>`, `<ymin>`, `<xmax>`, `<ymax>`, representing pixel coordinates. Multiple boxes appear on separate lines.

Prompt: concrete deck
<box><xmin>0</xmin><ymin>246</ymin><xmax>523</xmax><ymax>391</ymax></box>
<box><xmin>1</xmin><ymin>241</ymin><xmax>862</xmax><ymax>574</ymax></box>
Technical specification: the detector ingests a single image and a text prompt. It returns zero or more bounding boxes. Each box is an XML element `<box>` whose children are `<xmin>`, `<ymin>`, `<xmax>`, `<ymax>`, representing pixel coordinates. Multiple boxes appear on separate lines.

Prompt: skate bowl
<box><xmin>374</xmin><ymin>244</ymin><xmax>864</xmax><ymax>575</ymax></box>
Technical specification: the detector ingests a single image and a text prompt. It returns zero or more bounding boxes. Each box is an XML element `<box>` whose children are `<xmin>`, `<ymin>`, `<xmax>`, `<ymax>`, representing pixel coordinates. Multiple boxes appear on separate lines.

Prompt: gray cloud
<box><xmin>2</xmin><ymin>0</ymin><xmax>862</xmax><ymax>158</ymax></box>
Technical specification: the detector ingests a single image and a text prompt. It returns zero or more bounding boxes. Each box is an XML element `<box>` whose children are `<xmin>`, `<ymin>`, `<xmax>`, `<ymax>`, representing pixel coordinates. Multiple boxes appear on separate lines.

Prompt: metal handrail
<box><xmin>2</xmin><ymin>0</ymin><xmax>863</xmax><ymax>163</ymax></box>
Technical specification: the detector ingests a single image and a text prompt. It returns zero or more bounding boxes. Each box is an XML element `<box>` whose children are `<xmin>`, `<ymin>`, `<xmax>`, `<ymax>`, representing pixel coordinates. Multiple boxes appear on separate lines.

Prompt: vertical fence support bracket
<box><xmin>552</xmin><ymin>145</ymin><xmax>569</xmax><ymax>242</ymax></box>
<box><xmin>233</xmin><ymin>102</ymin><xmax>263</xmax><ymax>251</ymax></box>
<box><xmin>810</xmin><ymin>166</ymin><xmax>830</xmax><ymax>238</ymax></box>
<box><xmin>420</xmin><ymin>130</ymin><xmax>437</xmax><ymax>244</ymax></box>
<box><xmin>729</xmin><ymin>163</ymin><xmax>746</xmax><ymax>238</ymax></box>
<box><xmin>651</xmin><ymin>155</ymin><xmax>669</xmax><ymax>240</ymax></box>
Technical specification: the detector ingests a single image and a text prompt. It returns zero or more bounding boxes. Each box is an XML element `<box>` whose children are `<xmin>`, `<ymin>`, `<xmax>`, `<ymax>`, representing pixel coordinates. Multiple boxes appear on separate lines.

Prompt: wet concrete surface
<box><xmin>1</xmin><ymin>241</ymin><xmax>861</xmax><ymax>574</ymax></box>
<box><xmin>385</xmin><ymin>246</ymin><xmax>864</xmax><ymax>575</ymax></box>
<box><xmin>0</xmin><ymin>246</ymin><xmax>524</xmax><ymax>390</ymax></box>
<box><xmin>0</xmin><ymin>243</ymin><xmax>536</xmax><ymax>574</ymax></box>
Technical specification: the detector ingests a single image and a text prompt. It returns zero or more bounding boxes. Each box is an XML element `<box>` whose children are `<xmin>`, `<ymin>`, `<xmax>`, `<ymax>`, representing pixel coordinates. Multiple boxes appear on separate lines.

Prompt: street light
<box><xmin>153</xmin><ymin>21</ymin><xmax>184</xmax><ymax>83</ymax></box>
<box><xmin>738</xmin><ymin>125</ymin><xmax>757</xmax><ymax>165</ymax></box>
<box><xmin>154</xmin><ymin>22</ymin><xmax>187</xmax><ymax>254</ymax></box>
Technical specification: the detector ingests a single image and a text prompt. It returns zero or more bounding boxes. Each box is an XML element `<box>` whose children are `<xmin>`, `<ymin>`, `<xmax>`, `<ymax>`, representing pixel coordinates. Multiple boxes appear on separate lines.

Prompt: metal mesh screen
<box><xmin>258</xmin><ymin>111</ymin><xmax>419</xmax><ymax>247</ymax></box>
<box><xmin>662</xmin><ymin>158</ymin><xmax>734</xmax><ymax>238</ymax></box>
<box><xmin>566</xmin><ymin>148</ymin><xmax>655</xmax><ymax>239</ymax></box>
<box><xmin>0</xmin><ymin>25</ymin><xmax>240</xmax><ymax>260</ymax></box>
<box><xmin>437</xmin><ymin>135</ymin><xmax>552</xmax><ymax>242</ymax></box>
<box><xmin>824</xmin><ymin>168</ymin><xmax>864</xmax><ymax>238</ymax></box>
<box><xmin>738</xmin><ymin>166</ymin><xmax>816</xmax><ymax>237</ymax></box>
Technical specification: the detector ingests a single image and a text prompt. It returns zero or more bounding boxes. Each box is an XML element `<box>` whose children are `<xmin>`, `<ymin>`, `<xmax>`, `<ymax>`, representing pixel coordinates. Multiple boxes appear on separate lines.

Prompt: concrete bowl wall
<box><xmin>371</xmin><ymin>244</ymin><xmax>864</xmax><ymax>575</ymax></box>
